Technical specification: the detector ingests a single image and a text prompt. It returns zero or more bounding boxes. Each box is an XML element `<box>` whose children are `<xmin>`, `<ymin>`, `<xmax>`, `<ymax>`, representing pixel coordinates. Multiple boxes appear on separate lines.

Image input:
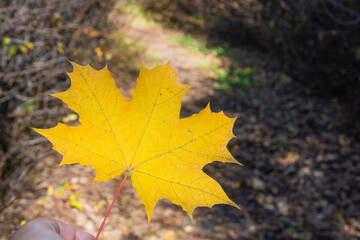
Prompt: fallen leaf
<box><xmin>164</xmin><ymin>230</ymin><xmax>175</xmax><ymax>240</ymax></box>
<box><xmin>57</xmin><ymin>42</ymin><xmax>64</xmax><ymax>54</ymax></box>
<box><xmin>83</xmin><ymin>28</ymin><xmax>100</xmax><ymax>37</ymax></box>
<box><xmin>96</xmin><ymin>199</ymin><xmax>107</xmax><ymax>210</ymax></box>
<box><xmin>34</xmin><ymin>62</ymin><xmax>240</xmax><ymax>220</ymax></box>
<box><xmin>69</xmin><ymin>194</ymin><xmax>83</xmax><ymax>210</ymax></box>
<box><xmin>26</xmin><ymin>42</ymin><xmax>34</xmax><ymax>50</ymax></box>
<box><xmin>37</xmin><ymin>198</ymin><xmax>46</xmax><ymax>206</ymax></box>
<box><xmin>250</xmin><ymin>177</ymin><xmax>265</xmax><ymax>191</ymax></box>
<box><xmin>94</xmin><ymin>47</ymin><xmax>102</xmax><ymax>56</ymax></box>
<box><xmin>62</xmin><ymin>113</ymin><xmax>78</xmax><ymax>123</ymax></box>
<box><xmin>164</xmin><ymin>218</ymin><xmax>173</xmax><ymax>225</ymax></box>
<box><xmin>46</xmin><ymin>186</ymin><xmax>54</xmax><ymax>196</ymax></box>
<box><xmin>231</xmin><ymin>181</ymin><xmax>241</xmax><ymax>189</ymax></box>
<box><xmin>277</xmin><ymin>151</ymin><xmax>299</xmax><ymax>165</ymax></box>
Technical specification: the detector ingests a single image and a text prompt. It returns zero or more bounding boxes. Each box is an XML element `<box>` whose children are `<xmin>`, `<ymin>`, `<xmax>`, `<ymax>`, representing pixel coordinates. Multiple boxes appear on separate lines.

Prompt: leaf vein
<box><xmin>134</xmin><ymin>170</ymin><xmax>234</xmax><ymax>206</ymax></box>
<box><xmin>128</xmin><ymin>65</ymin><xmax>169</xmax><ymax>167</ymax></box>
<box><xmin>132</xmin><ymin>120</ymin><xmax>234</xmax><ymax>169</ymax></box>
<box><xmin>75</xmin><ymin>64</ymin><xmax>128</xmax><ymax>167</ymax></box>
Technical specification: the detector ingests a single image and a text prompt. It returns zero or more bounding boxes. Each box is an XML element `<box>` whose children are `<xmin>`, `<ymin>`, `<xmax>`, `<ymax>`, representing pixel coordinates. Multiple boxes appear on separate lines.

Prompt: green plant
<box><xmin>172</xmin><ymin>34</ymin><xmax>209</xmax><ymax>54</ymax></box>
<box><xmin>7</xmin><ymin>46</ymin><xmax>17</xmax><ymax>56</ymax></box>
<box><xmin>213</xmin><ymin>66</ymin><xmax>254</xmax><ymax>90</ymax></box>
<box><xmin>2</xmin><ymin>36</ymin><xmax>11</xmax><ymax>46</ymax></box>
<box><xmin>22</xmin><ymin>100</ymin><xmax>35</xmax><ymax>113</ymax></box>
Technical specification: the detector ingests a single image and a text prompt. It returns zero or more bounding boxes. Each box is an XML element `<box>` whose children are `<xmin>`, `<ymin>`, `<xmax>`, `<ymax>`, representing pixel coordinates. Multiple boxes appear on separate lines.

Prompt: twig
<box><xmin>75</xmin><ymin>0</ymin><xmax>99</xmax><ymax>23</ymax></box>
<box><xmin>25</xmin><ymin>1</ymin><xmax>73</xmax><ymax>14</ymax></box>
<box><xmin>321</xmin><ymin>0</ymin><xmax>360</xmax><ymax>26</ymax></box>
<box><xmin>0</xmin><ymin>58</ymin><xmax>65</xmax><ymax>80</ymax></box>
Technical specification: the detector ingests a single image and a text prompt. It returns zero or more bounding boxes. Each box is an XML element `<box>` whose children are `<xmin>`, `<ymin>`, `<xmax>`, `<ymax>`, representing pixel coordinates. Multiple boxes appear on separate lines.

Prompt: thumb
<box><xmin>56</xmin><ymin>219</ymin><xmax>95</xmax><ymax>240</ymax></box>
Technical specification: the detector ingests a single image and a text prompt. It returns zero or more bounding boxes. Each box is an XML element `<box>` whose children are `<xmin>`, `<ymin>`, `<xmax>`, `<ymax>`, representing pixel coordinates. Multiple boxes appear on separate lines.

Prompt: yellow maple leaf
<box><xmin>34</xmin><ymin>62</ymin><xmax>241</xmax><ymax>220</ymax></box>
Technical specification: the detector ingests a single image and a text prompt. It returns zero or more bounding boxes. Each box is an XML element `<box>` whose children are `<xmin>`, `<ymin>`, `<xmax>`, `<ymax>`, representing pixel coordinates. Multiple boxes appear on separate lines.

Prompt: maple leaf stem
<box><xmin>95</xmin><ymin>172</ymin><xmax>129</xmax><ymax>240</ymax></box>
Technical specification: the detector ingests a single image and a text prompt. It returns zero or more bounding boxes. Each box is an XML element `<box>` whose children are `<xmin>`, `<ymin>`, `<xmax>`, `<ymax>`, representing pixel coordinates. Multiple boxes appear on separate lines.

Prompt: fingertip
<box><xmin>76</xmin><ymin>229</ymin><xmax>95</xmax><ymax>240</ymax></box>
<box><xmin>56</xmin><ymin>219</ymin><xmax>95</xmax><ymax>240</ymax></box>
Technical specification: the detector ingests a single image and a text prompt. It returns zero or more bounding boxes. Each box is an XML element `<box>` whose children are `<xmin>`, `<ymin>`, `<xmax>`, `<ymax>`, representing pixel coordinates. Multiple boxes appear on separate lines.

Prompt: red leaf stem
<box><xmin>95</xmin><ymin>172</ymin><xmax>129</xmax><ymax>240</ymax></box>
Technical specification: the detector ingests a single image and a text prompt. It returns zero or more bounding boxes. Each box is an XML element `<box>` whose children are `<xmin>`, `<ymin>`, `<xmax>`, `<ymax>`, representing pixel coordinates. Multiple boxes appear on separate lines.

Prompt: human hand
<box><xmin>9</xmin><ymin>217</ymin><xmax>95</xmax><ymax>240</ymax></box>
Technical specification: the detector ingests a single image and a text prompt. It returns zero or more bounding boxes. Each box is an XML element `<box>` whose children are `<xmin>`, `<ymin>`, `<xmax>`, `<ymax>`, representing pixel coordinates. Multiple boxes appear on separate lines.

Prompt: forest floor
<box><xmin>1</xmin><ymin>1</ymin><xmax>360</xmax><ymax>240</ymax></box>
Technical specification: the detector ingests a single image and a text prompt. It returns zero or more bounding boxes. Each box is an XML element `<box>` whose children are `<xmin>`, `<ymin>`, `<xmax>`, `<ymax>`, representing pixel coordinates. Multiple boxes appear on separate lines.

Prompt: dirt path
<box><xmin>106</xmin><ymin>7</ymin><xmax>225</xmax><ymax>111</ymax></box>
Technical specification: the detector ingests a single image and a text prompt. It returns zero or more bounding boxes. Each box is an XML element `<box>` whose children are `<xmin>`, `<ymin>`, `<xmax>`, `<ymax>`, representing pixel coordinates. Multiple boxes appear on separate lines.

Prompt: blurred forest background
<box><xmin>1</xmin><ymin>0</ymin><xmax>359</xmax><ymax>239</ymax></box>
